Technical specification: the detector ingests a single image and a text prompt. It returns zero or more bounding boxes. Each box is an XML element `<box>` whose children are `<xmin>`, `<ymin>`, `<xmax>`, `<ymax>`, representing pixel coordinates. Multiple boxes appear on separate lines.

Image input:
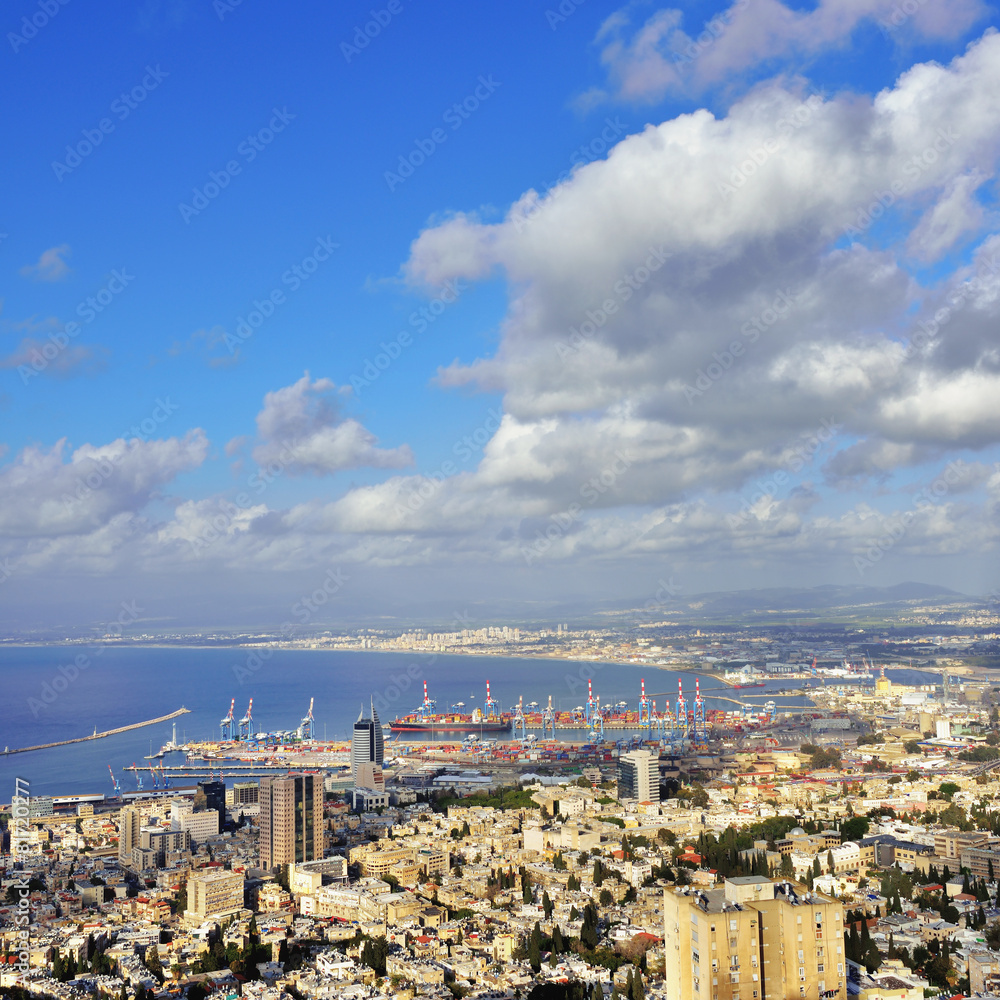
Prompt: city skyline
<box><xmin>3</xmin><ymin>2</ymin><xmax>1000</xmax><ymax>631</ymax></box>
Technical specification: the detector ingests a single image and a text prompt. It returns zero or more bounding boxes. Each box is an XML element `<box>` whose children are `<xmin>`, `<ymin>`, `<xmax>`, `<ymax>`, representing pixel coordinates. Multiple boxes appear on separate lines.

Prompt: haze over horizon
<box><xmin>4</xmin><ymin>1</ymin><xmax>1000</xmax><ymax>632</ymax></box>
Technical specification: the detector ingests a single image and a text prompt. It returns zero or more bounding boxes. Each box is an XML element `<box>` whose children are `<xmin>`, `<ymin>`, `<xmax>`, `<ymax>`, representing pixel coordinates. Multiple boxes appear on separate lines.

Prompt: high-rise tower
<box><xmin>351</xmin><ymin>699</ymin><xmax>384</xmax><ymax>781</ymax></box>
<box><xmin>259</xmin><ymin>772</ymin><xmax>321</xmax><ymax>870</ymax></box>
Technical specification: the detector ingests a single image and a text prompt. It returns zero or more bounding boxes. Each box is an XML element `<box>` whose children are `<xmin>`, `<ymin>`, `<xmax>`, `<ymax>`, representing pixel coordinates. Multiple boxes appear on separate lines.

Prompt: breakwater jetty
<box><xmin>2</xmin><ymin>707</ymin><xmax>191</xmax><ymax>756</ymax></box>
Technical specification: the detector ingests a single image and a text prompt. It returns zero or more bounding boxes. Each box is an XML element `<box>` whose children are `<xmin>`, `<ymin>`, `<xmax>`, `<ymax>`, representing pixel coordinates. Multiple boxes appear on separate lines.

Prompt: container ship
<box><xmin>732</xmin><ymin>680</ymin><xmax>766</xmax><ymax>689</ymax></box>
<box><xmin>390</xmin><ymin>681</ymin><xmax>511</xmax><ymax>735</ymax></box>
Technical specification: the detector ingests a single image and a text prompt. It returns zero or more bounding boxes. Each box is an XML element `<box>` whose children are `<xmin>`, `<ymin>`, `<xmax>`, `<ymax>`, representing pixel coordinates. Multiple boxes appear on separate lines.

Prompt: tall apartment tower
<box><xmin>198</xmin><ymin>779</ymin><xmax>226</xmax><ymax>822</ymax></box>
<box><xmin>352</xmin><ymin>700</ymin><xmax>384</xmax><ymax>781</ymax></box>
<box><xmin>617</xmin><ymin>749</ymin><xmax>660</xmax><ymax>803</ymax></box>
<box><xmin>663</xmin><ymin>877</ymin><xmax>846</xmax><ymax>1000</ymax></box>
<box><xmin>118</xmin><ymin>806</ymin><xmax>141</xmax><ymax>865</ymax></box>
<box><xmin>259</xmin><ymin>773</ymin><xmax>321</xmax><ymax>870</ymax></box>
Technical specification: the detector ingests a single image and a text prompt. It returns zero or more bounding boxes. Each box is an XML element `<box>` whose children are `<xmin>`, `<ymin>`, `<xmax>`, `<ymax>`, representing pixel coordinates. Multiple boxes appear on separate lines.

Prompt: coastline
<box><xmin>0</xmin><ymin>638</ymin><xmax>741</xmax><ymax>686</ymax></box>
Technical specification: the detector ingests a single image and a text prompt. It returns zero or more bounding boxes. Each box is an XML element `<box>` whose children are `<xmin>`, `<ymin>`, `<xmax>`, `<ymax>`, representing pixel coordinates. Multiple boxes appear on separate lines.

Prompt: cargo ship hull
<box><xmin>390</xmin><ymin>719</ymin><xmax>510</xmax><ymax>734</ymax></box>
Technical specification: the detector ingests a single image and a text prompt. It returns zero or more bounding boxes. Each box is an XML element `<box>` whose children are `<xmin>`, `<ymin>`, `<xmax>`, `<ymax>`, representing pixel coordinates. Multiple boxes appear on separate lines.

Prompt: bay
<box><xmin>0</xmin><ymin>646</ymin><xmax>930</xmax><ymax>799</ymax></box>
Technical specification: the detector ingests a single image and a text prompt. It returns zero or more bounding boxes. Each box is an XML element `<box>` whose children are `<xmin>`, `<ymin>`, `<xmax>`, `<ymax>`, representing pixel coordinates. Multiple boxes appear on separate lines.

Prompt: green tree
<box><xmin>841</xmin><ymin>817</ymin><xmax>870</xmax><ymax>840</ymax></box>
<box><xmin>529</xmin><ymin>922</ymin><xmax>542</xmax><ymax>972</ymax></box>
<box><xmin>145</xmin><ymin>945</ymin><xmax>163</xmax><ymax>983</ymax></box>
<box><xmin>581</xmin><ymin>903</ymin><xmax>600</xmax><ymax>949</ymax></box>
<box><xmin>361</xmin><ymin>936</ymin><xmax>388</xmax><ymax>976</ymax></box>
<box><xmin>631</xmin><ymin>970</ymin><xmax>645</xmax><ymax>1000</ymax></box>
<box><xmin>864</xmin><ymin>939</ymin><xmax>881</xmax><ymax>973</ymax></box>
<box><xmin>542</xmin><ymin>890</ymin><xmax>553</xmax><ymax>918</ymax></box>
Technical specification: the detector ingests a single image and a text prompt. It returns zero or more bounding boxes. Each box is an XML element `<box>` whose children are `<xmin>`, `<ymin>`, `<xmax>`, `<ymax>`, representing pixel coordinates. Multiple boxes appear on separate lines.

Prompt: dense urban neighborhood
<box><xmin>5</xmin><ymin>641</ymin><xmax>1000</xmax><ymax>1000</ymax></box>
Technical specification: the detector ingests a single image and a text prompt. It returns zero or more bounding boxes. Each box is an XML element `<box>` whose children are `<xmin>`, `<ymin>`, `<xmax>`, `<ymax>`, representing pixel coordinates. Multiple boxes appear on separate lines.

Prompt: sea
<box><xmin>0</xmin><ymin>645</ymin><xmax>937</xmax><ymax>799</ymax></box>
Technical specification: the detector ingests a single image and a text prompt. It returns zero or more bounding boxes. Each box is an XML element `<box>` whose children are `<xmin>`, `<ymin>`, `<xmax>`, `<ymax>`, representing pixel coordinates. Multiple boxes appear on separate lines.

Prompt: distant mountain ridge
<box><xmin>607</xmin><ymin>581</ymin><xmax>971</xmax><ymax>623</ymax></box>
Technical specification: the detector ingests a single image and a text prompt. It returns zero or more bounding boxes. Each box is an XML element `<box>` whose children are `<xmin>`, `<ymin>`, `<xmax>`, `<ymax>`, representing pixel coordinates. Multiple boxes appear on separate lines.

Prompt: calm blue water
<box><xmin>1</xmin><ymin>646</ymin><xmax>920</xmax><ymax>798</ymax></box>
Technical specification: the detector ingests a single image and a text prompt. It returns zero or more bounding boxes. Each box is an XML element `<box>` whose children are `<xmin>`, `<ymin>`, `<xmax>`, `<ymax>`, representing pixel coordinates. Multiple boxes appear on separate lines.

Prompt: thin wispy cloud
<box><xmin>19</xmin><ymin>244</ymin><xmax>72</xmax><ymax>282</ymax></box>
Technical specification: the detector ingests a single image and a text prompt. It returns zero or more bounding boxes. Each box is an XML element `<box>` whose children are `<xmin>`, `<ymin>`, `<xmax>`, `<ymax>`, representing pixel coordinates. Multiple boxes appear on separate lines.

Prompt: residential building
<box><xmin>186</xmin><ymin>869</ymin><xmax>245</xmax><ymax>921</ymax></box>
<box><xmin>118</xmin><ymin>806</ymin><xmax>141</xmax><ymax>865</ymax></box>
<box><xmin>140</xmin><ymin>825</ymin><xmax>190</xmax><ymax>867</ymax></box>
<box><xmin>663</xmin><ymin>876</ymin><xmax>846</xmax><ymax>1000</ymax></box>
<box><xmin>960</xmin><ymin>840</ymin><xmax>1000</xmax><ymax>880</ymax></box>
<box><xmin>969</xmin><ymin>951</ymin><xmax>1000</xmax><ymax>995</ymax></box>
<box><xmin>259</xmin><ymin>772</ymin><xmax>322</xmax><ymax>869</ymax></box>
<box><xmin>176</xmin><ymin>809</ymin><xmax>220</xmax><ymax>845</ymax></box>
<box><xmin>618</xmin><ymin>750</ymin><xmax>659</xmax><ymax>803</ymax></box>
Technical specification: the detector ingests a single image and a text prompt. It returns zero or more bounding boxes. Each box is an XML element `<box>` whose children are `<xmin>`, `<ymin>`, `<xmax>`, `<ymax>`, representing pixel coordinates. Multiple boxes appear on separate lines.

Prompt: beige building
<box><xmin>664</xmin><ymin>876</ymin><xmax>846</xmax><ymax>1000</ymax></box>
<box><xmin>934</xmin><ymin>830</ymin><xmax>988</xmax><ymax>860</ymax></box>
<box><xmin>186</xmin><ymin>869</ymin><xmax>245</xmax><ymax>921</ymax></box>
<box><xmin>259</xmin><ymin>773</ymin><xmax>322</xmax><ymax>870</ymax></box>
<box><xmin>969</xmin><ymin>951</ymin><xmax>1000</xmax><ymax>995</ymax></box>
<box><xmin>618</xmin><ymin>750</ymin><xmax>659</xmax><ymax>803</ymax></box>
<box><xmin>174</xmin><ymin>809</ymin><xmax>219</xmax><ymax>845</ymax></box>
<box><xmin>118</xmin><ymin>807</ymin><xmax>141</xmax><ymax>865</ymax></box>
<box><xmin>959</xmin><ymin>841</ymin><xmax>1000</xmax><ymax>880</ymax></box>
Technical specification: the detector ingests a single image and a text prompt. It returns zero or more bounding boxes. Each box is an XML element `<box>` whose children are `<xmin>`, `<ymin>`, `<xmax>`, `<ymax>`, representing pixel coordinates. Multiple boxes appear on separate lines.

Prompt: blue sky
<box><xmin>2</xmin><ymin>0</ymin><xmax>1000</xmax><ymax>629</ymax></box>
